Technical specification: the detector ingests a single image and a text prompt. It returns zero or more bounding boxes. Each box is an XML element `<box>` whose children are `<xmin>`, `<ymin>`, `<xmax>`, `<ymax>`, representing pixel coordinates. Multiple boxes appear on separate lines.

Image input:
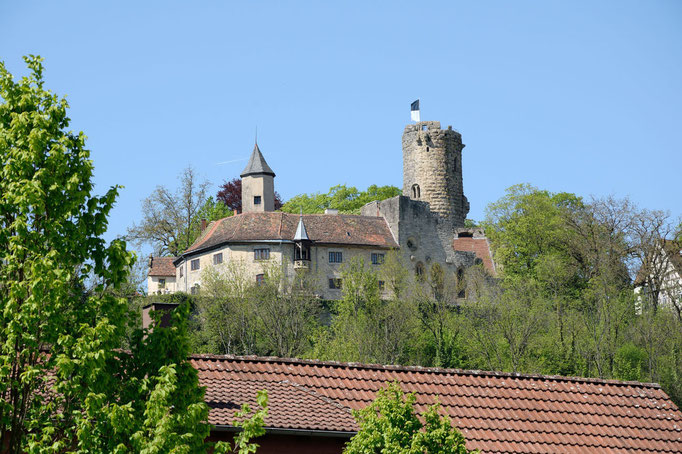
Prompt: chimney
<box><xmin>201</xmin><ymin>218</ymin><xmax>207</xmax><ymax>232</ymax></box>
<box><xmin>142</xmin><ymin>302</ymin><xmax>179</xmax><ymax>331</ymax></box>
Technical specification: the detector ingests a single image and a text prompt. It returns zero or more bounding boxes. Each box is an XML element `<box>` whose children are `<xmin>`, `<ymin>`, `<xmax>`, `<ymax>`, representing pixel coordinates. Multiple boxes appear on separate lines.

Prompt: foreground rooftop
<box><xmin>192</xmin><ymin>354</ymin><xmax>682</xmax><ymax>453</ymax></box>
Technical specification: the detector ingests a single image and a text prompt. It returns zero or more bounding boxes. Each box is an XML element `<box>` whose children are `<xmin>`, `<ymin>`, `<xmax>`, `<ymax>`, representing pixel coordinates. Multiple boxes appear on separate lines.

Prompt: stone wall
<box><xmin>402</xmin><ymin>121</ymin><xmax>469</xmax><ymax>228</ymax></box>
<box><xmin>361</xmin><ymin>196</ymin><xmax>475</xmax><ymax>275</ymax></box>
<box><xmin>242</xmin><ymin>174</ymin><xmax>275</xmax><ymax>213</ymax></box>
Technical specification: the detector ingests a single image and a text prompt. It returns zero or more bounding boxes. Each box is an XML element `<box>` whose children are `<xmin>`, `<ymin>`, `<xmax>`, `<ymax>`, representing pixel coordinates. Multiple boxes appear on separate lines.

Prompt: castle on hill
<box><xmin>147</xmin><ymin>120</ymin><xmax>495</xmax><ymax>299</ymax></box>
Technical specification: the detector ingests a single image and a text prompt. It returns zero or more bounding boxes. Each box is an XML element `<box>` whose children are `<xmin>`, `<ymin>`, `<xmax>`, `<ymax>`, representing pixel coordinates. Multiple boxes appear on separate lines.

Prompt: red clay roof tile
<box><xmin>192</xmin><ymin>354</ymin><xmax>682</xmax><ymax>453</ymax></box>
<box><xmin>452</xmin><ymin>236</ymin><xmax>496</xmax><ymax>275</ymax></box>
<box><xmin>147</xmin><ymin>256</ymin><xmax>176</xmax><ymax>276</ymax></box>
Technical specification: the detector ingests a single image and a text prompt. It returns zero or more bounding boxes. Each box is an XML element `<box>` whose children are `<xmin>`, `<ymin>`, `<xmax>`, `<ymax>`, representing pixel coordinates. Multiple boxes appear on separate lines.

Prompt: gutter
<box><xmin>212</xmin><ymin>425</ymin><xmax>355</xmax><ymax>439</ymax></box>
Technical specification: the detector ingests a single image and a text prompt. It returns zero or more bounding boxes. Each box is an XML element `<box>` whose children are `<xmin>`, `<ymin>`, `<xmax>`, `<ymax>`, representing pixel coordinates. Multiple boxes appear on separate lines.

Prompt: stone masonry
<box><xmin>402</xmin><ymin>121</ymin><xmax>469</xmax><ymax>228</ymax></box>
<box><xmin>361</xmin><ymin>196</ymin><xmax>476</xmax><ymax>274</ymax></box>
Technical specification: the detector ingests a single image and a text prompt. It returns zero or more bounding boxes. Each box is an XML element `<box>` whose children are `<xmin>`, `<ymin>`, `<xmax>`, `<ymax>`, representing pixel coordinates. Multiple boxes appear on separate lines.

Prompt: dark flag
<box><xmin>411</xmin><ymin>99</ymin><xmax>420</xmax><ymax>122</ymax></box>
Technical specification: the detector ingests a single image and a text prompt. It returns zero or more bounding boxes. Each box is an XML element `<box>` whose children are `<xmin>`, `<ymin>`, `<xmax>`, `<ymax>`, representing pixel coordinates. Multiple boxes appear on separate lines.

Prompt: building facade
<box><xmin>148</xmin><ymin>120</ymin><xmax>494</xmax><ymax>298</ymax></box>
<box><xmin>147</xmin><ymin>256</ymin><xmax>177</xmax><ymax>294</ymax></box>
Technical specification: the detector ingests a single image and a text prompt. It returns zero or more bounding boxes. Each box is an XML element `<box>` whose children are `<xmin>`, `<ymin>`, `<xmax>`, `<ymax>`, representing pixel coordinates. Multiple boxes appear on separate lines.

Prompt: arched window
<box><xmin>411</xmin><ymin>184</ymin><xmax>420</xmax><ymax>199</ymax></box>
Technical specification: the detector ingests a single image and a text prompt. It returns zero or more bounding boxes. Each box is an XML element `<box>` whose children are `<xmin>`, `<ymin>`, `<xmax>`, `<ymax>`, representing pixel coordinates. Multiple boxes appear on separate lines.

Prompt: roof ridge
<box><xmin>185</xmin><ymin>219</ymin><xmax>223</xmax><ymax>254</ymax></box>
<box><xmin>189</xmin><ymin>353</ymin><xmax>663</xmax><ymax>390</ymax></box>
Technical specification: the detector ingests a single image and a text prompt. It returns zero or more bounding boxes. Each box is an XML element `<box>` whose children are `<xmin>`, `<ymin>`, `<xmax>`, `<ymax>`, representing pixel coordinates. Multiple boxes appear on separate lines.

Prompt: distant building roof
<box><xmin>182</xmin><ymin>212</ymin><xmax>398</xmax><ymax>257</ymax></box>
<box><xmin>240</xmin><ymin>142</ymin><xmax>275</xmax><ymax>178</ymax></box>
<box><xmin>192</xmin><ymin>354</ymin><xmax>682</xmax><ymax>453</ymax></box>
<box><xmin>148</xmin><ymin>257</ymin><xmax>176</xmax><ymax>277</ymax></box>
<box><xmin>452</xmin><ymin>234</ymin><xmax>496</xmax><ymax>275</ymax></box>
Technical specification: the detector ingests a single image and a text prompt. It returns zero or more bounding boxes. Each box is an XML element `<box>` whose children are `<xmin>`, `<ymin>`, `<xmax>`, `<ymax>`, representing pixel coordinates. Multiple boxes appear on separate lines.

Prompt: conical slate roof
<box><xmin>293</xmin><ymin>216</ymin><xmax>309</xmax><ymax>241</ymax></box>
<box><xmin>240</xmin><ymin>142</ymin><xmax>275</xmax><ymax>178</ymax></box>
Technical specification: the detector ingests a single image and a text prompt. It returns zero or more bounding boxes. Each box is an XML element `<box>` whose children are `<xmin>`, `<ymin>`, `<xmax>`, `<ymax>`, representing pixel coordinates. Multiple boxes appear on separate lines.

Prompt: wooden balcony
<box><xmin>294</xmin><ymin>259</ymin><xmax>310</xmax><ymax>270</ymax></box>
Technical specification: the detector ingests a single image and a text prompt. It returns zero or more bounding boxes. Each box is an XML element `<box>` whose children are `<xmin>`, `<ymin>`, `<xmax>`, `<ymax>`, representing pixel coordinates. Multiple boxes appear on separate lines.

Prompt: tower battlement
<box><xmin>402</xmin><ymin>120</ymin><xmax>469</xmax><ymax>227</ymax></box>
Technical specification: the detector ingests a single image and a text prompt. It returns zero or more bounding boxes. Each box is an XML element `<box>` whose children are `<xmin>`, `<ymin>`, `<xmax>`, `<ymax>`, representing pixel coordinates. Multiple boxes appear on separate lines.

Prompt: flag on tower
<box><xmin>410</xmin><ymin>99</ymin><xmax>420</xmax><ymax>122</ymax></box>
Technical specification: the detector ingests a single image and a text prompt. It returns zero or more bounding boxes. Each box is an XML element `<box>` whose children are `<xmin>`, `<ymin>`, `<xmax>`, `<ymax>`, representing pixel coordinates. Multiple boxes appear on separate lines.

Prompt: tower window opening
<box><xmin>426</xmin><ymin>147</ymin><xmax>430</xmax><ymax>152</ymax></box>
<box><xmin>254</xmin><ymin>195</ymin><xmax>262</xmax><ymax>205</ymax></box>
<box><xmin>421</xmin><ymin>125</ymin><xmax>428</xmax><ymax>131</ymax></box>
<box><xmin>411</xmin><ymin>184</ymin><xmax>420</xmax><ymax>199</ymax></box>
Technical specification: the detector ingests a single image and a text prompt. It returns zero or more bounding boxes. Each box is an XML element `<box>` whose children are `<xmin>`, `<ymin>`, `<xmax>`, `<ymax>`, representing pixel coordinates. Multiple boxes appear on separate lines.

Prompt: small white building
<box><xmin>634</xmin><ymin>239</ymin><xmax>682</xmax><ymax>314</ymax></box>
<box><xmin>147</xmin><ymin>256</ymin><xmax>177</xmax><ymax>295</ymax></box>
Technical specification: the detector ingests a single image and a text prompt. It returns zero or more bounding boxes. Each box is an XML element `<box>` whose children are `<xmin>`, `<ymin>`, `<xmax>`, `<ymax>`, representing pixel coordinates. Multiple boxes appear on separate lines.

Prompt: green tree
<box><xmin>281</xmin><ymin>184</ymin><xmax>401</xmax><ymax>214</ymax></box>
<box><xmin>0</xmin><ymin>55</ymin><xmax>264</xmax><ymax>453</ymax></box>
<box><xmin>344</xmin><ymin>383</ymin><xmax>476</xmax><ymax>454</ymax></box>
<box><xmin>314</xmin><ymin>258</ymin><xmax>418</xmax><ymax>365</ymax></box>
<box><xmin>483</xmin><ymin>183</ymin><xmax>582</xmax><ymax>279</ymax></box>
<box><xmin>0</xmin><ymin>55</ymin><xmax>132</xmax><ymax>451</ymax></box>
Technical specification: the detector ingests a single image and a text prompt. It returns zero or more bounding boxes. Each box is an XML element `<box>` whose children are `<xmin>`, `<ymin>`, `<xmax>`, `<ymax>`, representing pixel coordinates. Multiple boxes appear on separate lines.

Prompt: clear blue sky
<box><xmin>2</xmin><ymin>1</ymin><xmax>681</xmax><ymax>248</ymax></box>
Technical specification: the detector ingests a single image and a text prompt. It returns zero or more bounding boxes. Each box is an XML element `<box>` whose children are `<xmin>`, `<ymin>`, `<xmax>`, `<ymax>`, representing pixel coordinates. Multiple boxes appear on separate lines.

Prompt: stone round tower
<box><xmin>403</xmin><ymin>121</ymin><xmax>469</xmax><ymax>227</ymax></box>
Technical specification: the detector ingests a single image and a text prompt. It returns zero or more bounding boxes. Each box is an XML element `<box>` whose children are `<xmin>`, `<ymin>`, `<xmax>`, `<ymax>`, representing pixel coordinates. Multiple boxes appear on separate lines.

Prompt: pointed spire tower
<box><xmin>240</xmin><ymin>141</ymin><xmax>276</xmax><ymax>213</ymax></box>
<box><xmin>293</xmin><ymin>211</ymin><xmax>311</xmax><ymax>269</ymax></box>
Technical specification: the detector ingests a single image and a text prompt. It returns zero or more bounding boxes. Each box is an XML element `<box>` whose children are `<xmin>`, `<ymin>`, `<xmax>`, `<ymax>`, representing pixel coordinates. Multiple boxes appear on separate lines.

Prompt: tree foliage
<box><xmin>185</xmin><ymin>183</ymin><xmax>682</xmax><ymax>408</ymax></box>
<box><xmin>127</xmin><ymin>166</ymin><xmax>217</xmax><ymax>256</ymax></box>
<box><xmin>344</xmin><ymin>383</ymin><xmax>476</xmax><ymax>454</ymax></box>
<box><xmin>192</xmin><ymin>260</ymin><xmax>320</xmax><ymax>357</ymax></box>
<box><xmin>280</xmin><ymin>184</ymin><xmax>401</xmax><ymax>214</ymax></box>
<box><xmin>0</xmin><ymin>56</ymin><xmax>266</xmax><ymax>453</ymax></box>
<box><xmin>0</xmin><ymin>54</ymin><xmax>134</xmax><ymax>452</ymax></box>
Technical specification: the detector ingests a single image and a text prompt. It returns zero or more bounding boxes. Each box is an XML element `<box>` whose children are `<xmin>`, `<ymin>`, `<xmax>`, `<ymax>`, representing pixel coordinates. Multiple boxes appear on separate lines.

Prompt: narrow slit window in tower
<box><xmin>411</xmin><ymin>184</ymin><xmax>420</xmax><ymax>199</ymax></box>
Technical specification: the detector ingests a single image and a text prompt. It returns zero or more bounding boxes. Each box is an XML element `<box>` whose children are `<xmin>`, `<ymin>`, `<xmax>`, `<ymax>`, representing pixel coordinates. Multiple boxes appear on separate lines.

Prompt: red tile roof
<box><xmin>192</xmin><ymin>354</ymin><xmax>682</xmax><ymax>453</ymax></box>
<box><xmin>204</xmin><ymin>378</ymin><xmax>356</xmax><ymax>432</ymax></box>
<box><xmin>148</xmin><ymin>257</ymin><xmax>176</xmax><ymax>276</ymax></box>
<box><xmin>185</xmin><ymin>212</ymin><xmax>398</xmax><ymax>255</ymax></box>
<box><xmin>452</xmin><ymin>237</ymin><xmax>496</xmax><ymax>275</ymax></box>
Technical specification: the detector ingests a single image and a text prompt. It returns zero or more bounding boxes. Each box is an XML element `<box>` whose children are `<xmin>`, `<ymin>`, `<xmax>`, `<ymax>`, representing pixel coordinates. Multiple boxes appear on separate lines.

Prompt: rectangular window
<box><xmin>329</xmin><ymin>251</ymin><xmax>343</xmax><ymax>263</ymax></box>
<box><xmin>213</xmin><ymin>253</ymin><xmax>223</xmax><ymax>265</ymax></box>
<box><xmin>254</xmin><ymin>248</ymin><xmax>270</xmax><ymax>260</ymax></box>
<box><xmin>378</xmin><ymin>280</ymin><xmax>385</xmax><ymax>290</ymax></box>
<box><xmin>158</xmin><ymin>278</ymin><xmax>166</xmax><ymax>289</ymax></box>
<box><xmin>328</xmin><ymin>278</ymin><xmax>342</xmax><ymax>289</ymax></box>
<box><xmin>191</xmin><ymin>259</ymin><xmax>200</xmax><ymax>271</ymax></box>
<box><xmin>371</xmin><ymin>253</ymin><xmax>385</xmax><ymax>265</ymax></box>
<box><xmin>256</xmin><ymin>274</ymin><xmax>265</xmax><ymax>286</ymax></box>
<box><xmin>254</xmin><ymin>195</ymin><xmax>262</xmax><ymax>205</ymax></box>
<box><xmin>179</xmin><ymin>267</ymin><xmax>184</xmax><ymax>278</ymax></box>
